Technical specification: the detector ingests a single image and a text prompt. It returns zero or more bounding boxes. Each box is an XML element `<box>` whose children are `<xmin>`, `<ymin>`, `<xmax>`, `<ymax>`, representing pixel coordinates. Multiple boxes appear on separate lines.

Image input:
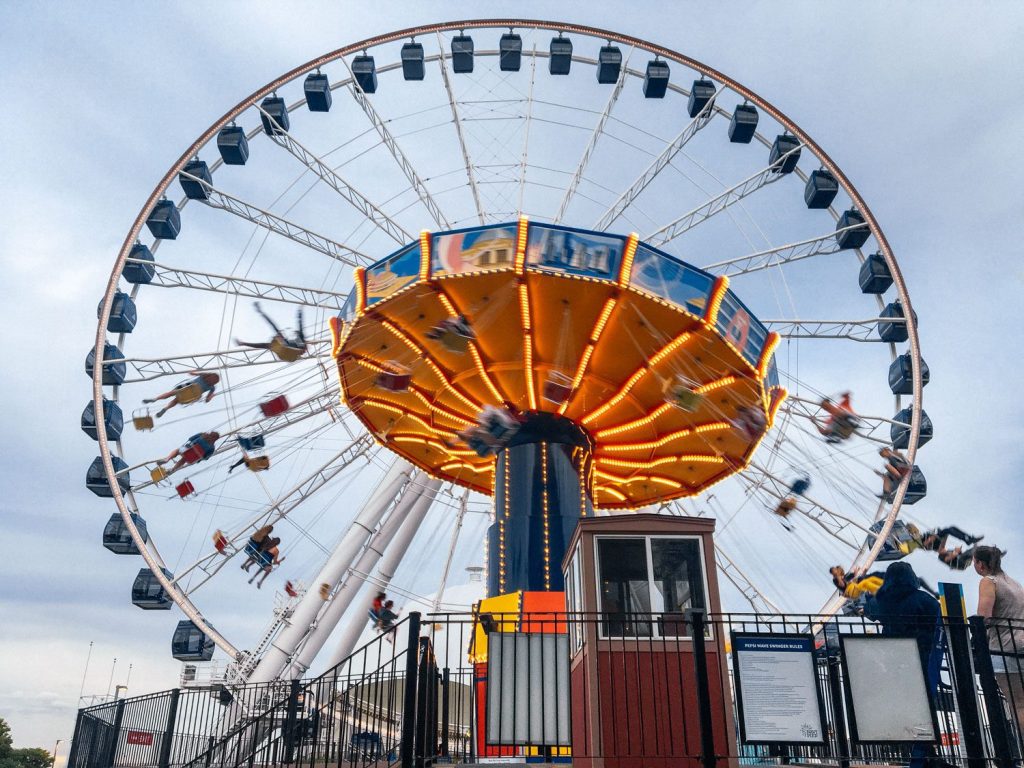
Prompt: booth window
<box><xmin>596</xmin><ymin>535</ymin><xmax>707</xmax><ymax>638</ymax></box>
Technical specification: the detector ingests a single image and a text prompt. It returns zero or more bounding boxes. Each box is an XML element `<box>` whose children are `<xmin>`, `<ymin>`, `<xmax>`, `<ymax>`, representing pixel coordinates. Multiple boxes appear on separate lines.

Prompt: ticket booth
<box><xmin>563</xmin><ymin>514</ymin><xmax>736</xmax><ymax>768</ymax></box>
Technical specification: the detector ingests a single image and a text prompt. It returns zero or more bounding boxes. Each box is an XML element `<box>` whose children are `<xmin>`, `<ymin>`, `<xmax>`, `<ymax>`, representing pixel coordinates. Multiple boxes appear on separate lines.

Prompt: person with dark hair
<box><xmin>974</xmin><ymin>546</ymin><xmax>1024</xmax><ymax>733</ymax></box>
<box><xmin>865</xmin><ymin>560</ymin><xmax>943</xmax><ymax>768</ymax></box>
<box><xmin>235</xmin><ymin>302</ymin><xmax>307</xmax><ymax>362</ymax></box>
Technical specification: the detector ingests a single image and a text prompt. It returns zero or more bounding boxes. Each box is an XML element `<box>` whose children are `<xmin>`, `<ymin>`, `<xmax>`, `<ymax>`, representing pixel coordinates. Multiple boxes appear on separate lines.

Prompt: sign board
<box><xmin>125</xmin><ymin>731</ymin><xmax>154</xmax><ymax>746</ymax></box>
<box><xmin>840</xmin><ymin>635</ymin><xmax>937</xmax><ymax>743</ymax></box>
<box><xmin>486</xmin><ymin>632</ymin><xmax>570</xmax><ymax>746</ymax></box>
<box><xmin>731</xmin><ymin>633</ymin><xmax>825</xmax><ymax>744</ymax></box>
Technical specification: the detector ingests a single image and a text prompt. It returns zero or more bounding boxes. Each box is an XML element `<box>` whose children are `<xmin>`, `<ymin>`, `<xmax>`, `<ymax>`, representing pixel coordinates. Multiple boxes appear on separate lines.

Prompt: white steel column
<box><xmin>246</xmin><ymin>458</ymin><xmax>413</xmax><ymax>683</ymax></box>
<box><xmin>323</xmin><ymin>480</ymin><xmax>440</xmax><ymax>668</ymax></box>
<box><xmin>289</xmin><ymin>476</ymin><xmax>441</xmax><ymax>675</ymax></box>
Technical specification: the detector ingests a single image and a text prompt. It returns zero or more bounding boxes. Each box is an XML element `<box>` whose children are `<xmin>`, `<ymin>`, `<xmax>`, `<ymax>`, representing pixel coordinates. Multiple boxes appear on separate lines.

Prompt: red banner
<box><xmin>125</xmin><ymin>731</ymin><xmax>154</xmax><ymax>746</ymax></box>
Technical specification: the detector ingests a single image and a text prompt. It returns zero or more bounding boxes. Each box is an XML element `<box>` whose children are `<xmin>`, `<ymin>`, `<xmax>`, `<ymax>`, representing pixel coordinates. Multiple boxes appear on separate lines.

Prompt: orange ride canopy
<box><xmin>331</xmin><ymin>218</ymin><xmax>785</xmax><ymax>508</ymax></box>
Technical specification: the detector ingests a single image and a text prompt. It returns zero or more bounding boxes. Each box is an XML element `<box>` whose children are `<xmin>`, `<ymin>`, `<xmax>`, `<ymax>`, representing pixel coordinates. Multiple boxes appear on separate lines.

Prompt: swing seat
<box><xmin>270</xmin><ymin>337</ymin><xmax>304</xmax><ymax>362</ymax></box>
<box><xmin>244</xmin><ymin>542</ymin><xmax>260</xmax><ymax>559</ymax></box>
<box><xmin>285</xmin><ymin>581</ymin><xmax>298</xmax><ymax>598</ymax></box>
<box><xmin>666</xmin><ymin>383</ymin><xmax>703</xmax><ymax>412</ymax></box>
<box><xmin>133</xmin><ymin>410</ymin><xmax>155</xmax><ymax>431</ymax></box>
<box><xmin>375</xmin><ymin>363</ymin><xmax>412</xmax><ymax>392</ymax></box>
<box><xmin>212</xmin><ymin>530</ymin><xmax>228</xmax><ymax>553</ymax></box>
<box><xmin>246</xmin><ymin>456</ymin><xmax>271</xmax><ymax>472</ymax></box>
<box><xmin>467</xmin><ymin>436</ymin><xmax>493</xmax><ymax>457</ymax></box>
<box><xmin>438</xmin><ymin>330</ymin><xmax>470</xmax><ymax>354</ymax></box>
<box><xmin>237</xmin><ymin>433</ymin><xmax>265</xmax><ymax>452</ymax></box>
<box><xmin>542</xmin><ymin>372</ymin><xmax>573</xmax><ymax>404</ymax></box>
<box><xmin>150</xmin><ymin>466</ymin><xmax>168</xmax><ymax>484</ymax></box>
<box><xmin>181</xmin><ymin>440</ymin><xmax>212</xmax><ymax>464</ymax></box>
<box><xmin>827</xmin><ymin>414</ymin><xmax>859</xmax><ymax>442</ymax></box>
<box><xmin>174</xmin><ymin>381</ymin><xmax>203</xmax><ymax>405</ymax></box>
<box><xmin>260</xmin><ymin>394</ymin><xmax>290</xmax><ymax>418</ymax></box>
<box><xmin>176</xmin><ymin>480</ymin><xmax>196</xmax><ymax>499</ymax></box>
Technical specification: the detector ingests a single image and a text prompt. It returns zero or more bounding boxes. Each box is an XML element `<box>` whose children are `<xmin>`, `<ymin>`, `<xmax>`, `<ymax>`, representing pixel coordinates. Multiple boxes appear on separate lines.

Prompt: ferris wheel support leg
<box><xmin>245</xmin><ymin>458</ymin><xmax>414</xmax><ymax>684</ymax></box>
<box><xmin>288</xmin><ymin>476</ymin><xmax>441</xmax><ymax>676</ymax></box>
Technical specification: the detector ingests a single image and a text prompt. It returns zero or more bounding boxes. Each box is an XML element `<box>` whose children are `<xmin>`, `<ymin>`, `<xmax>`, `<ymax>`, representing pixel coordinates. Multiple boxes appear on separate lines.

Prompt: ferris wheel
<box><xmin>86</xmin><ymin>19</ymin><xmax>928</xmax><ymax>683</ymax></box>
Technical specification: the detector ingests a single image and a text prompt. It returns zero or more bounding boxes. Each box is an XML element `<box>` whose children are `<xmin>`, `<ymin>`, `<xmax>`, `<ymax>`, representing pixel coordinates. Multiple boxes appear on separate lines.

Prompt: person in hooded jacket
<box><xmin>865</xmin><ymin>560</ymin><xmax>943</xmax><ymax>768</ymax></box>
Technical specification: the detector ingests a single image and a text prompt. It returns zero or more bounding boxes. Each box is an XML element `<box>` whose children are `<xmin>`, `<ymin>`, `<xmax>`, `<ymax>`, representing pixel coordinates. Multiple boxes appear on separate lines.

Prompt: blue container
<box><xmin>499</xmin><ymin>33</ymin><xmax>522</xmax><ymax>72</ymax></box>
<box><xmin>769</xmin><ymin>135</ymin><xmax>801</xmax><ymax>174</ymax></box>
<box><xmin>81</xmin><ymin>398</ymin><xmax>124</xmax><ymax>441</ymax></box>
<box><xmin>123</xmin><ymin>243</ymin><xmax>156</xmax><ymax>285</ymax></box>
<box><xmin>885</xmin><ymin>465</ymin><xmax>926</xmax><ymax>505</ymax></box>
<box><xmin>891</xmin><ymin>407</ymin><xmax>933</xmax><ymax>450</ymax></box>
<box><xmin>643</xmin><ymin>60</ymin><xmax>670</xmax><ymax>98</ymax></box>
<box><xmin>132</xmin><ymin>567</ymin><xmax>174</xmax><ymax>610</ymax></box>
<box><xmin>804</xmin><ymin>169</ymin><xmax>839</xmax><ymax>209</ymax></box>
<box><xmin>98</xmin><ymin>291</ymin><xmax>137</xmax><ymax>334</ymax></box>
<box><xmin>549</xmin><ymin>36</ymin><xmax>572</xmax><ymax>76</ymax></box>
<box><xmin>729</xmin><ymin>104</ymin><xmax>758</xmax><ymax>144</ymax></box>
<box><xmin>217</xmin><ymin>126</ymin><xmax>249</xmax><ymax>165</ymax></box>
<box><xmin>103</xmin><ymin>512</ymin><xmax>148</xmax><ymax>555</ymax></box>
<box><xmin>836</xmin><ymin>209</ymin><xmax>870</xmax><ymax>250</ymax></box>
<box><xmin>352</xmin><ymin>55</ymin><xmax>377</xmax><ymax>94</ymax></box>
<box><xmin>687</xmin><ymin>79</ymin><xmax>716</xmax><ymax>117</ymax></box>
<box><xmin>85</xmin><ymin>343</ymin><xmax>126</xmax><ymax>386</ymax></box>
<box><xmin>172</xmin><ymin>620</ymin><xmax>215</xmax><ymax>661</ymax></box>
<box><xmin>597</xmin><ymin>46</ymin><xmax>622</xmax><ymax>84</ymax></box>
<box><xmin>878</xmin><ymin>300</ymin><xmax>915</xmax><ymax>343</ymax></box>
<box><xmin>146</xmin><ymin>200</ymin><xmax>180</xmax><ymax>240</ymax></box>
<box><xmin>888</xmin><ymin>352</ymin><xmax>929</xmax><ymax>395</ymax></box>
<box><xmin>304</xmin><ymin>72</ymin><xmax>332</xmax><ymax>111</ymax></box>
<box><xmin>451</xmin><ymin>35</ymin><xmax>474</xmax><ymax>73</ymax></box>
<box><xmin>178</xmin><ymin>159</ymin><xmax>212</xmax><ymax>201</ymax></box>
<box><xmin>401</xmin><ymin>43</ymin><xmax>425</xmax><ymax>81</ymax></box>
<box><xmin>87</xmin><ymin>455</ymin><xmax>130</xmax><ymax>497</ymax></box>
<box><xmin>260</xmin><ymin>96</ymin><xmax>289</xmax><ymax>135</ymax></box>
<box><xmin>859</xmin><ymin>252</ymin><xmax>893</xmax><ymax>294</ymax></box>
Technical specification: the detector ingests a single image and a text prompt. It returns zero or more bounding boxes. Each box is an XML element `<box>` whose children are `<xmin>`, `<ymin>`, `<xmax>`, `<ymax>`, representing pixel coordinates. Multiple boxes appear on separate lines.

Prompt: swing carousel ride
<box><xmin>86</xmin><ymin>20</ymin><xmax>927</xmax><ymax>682</ymax></box>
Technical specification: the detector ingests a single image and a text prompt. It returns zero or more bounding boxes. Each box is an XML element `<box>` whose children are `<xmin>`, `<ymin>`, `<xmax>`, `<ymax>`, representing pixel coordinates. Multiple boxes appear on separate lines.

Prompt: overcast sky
<box><xmin>2</xmin><ymin>0</ymin><xmax>1023</xmax><ymax>755</ymax></box>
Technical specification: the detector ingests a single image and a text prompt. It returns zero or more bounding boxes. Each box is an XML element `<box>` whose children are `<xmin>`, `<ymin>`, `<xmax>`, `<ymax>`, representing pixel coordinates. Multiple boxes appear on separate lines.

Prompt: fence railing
<box><xmin>69</xmin><ymin>609</ymin><xmax>1024</xmax><ymax>768</ymax></box>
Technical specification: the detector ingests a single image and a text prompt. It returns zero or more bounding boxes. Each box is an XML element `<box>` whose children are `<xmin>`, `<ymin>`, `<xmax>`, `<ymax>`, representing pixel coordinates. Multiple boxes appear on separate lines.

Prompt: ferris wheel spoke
<box><xmin>140</xmin><ymin>260</ymin><xmax>349</xmax><ymax>309</ymax></box>
<box><xmin>702</xmin><ymin>224</ymin><xmax>865</xmax><ymax>277</ymax></box>
<box><xmin>644</xmin><ymin>143</ymin><xmax>803</xmax><ymax>247</ymax></box>
<box><xmin>256</xmin><ymin>108</ymin><xmax>413</xmax><ymax>245</ymax></box>
<box><xmin>181</xmin><ymin>171</ymin><xmax>372</xmax><ymax>267</ymax></box>
<box><xmin>118</xmin><ymin>343</ymin><xmax>330</xmax><ymax>383</ymax></box>
<box><xmin>593</xmin><ymin>89</ymin><xmax>720</xmax><ymax>233</ymax></box>
<box><xmin>436</xmin><ymin>33</ymin><xmax>485</xmax><ymax>225</ymax></box>
<box><xmin>340</xmin><ymin>61</ymin><xmax>452</xmax><ymax>230</ymax></box>
<box><xmin>172</xmin><ymin>435</ymin><xmax>376</xmax><ymax>595</ymax></box>
<box><xmin>765</xmin><ymin>317</ymin><xmax>902</xmax><ymax>341</ymax></box>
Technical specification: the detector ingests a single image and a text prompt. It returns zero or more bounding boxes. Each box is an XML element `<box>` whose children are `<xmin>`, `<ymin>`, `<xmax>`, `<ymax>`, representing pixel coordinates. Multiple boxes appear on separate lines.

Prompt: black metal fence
<box><xmin>70</xmin><ymin>609</ymin><xmax>1024</xmax><ymax>768</ymax></box>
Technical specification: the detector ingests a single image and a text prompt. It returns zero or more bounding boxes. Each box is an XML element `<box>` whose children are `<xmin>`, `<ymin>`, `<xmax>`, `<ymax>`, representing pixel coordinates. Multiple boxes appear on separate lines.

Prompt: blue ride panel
<box><xmin>597</xmin><ymin>45</ymin><xmax>622</xmax><ymax>84</ymax></box>
<box><xmin>451</xmin><ymin>35</ymin><xmax>474</xmax><ymax>73</ymax></box>
<box><xmin>364</xmin><ymin>243</ymin><xmax>421</xmax><ymax>307</ymax></box>
<box><xmin>178</xmin><ymin>159</ymin><xmax>212</xmax><ymax>201</ymax></box>
<box><xmin>401</xmin><ymin>43</ymin><xmax>425</xmax><ymax>81</ymax></box>
<box><xmin>172</xmin><ymin>620</ymin><xmax>215</xmax><ymax>661</ymax></box>
<box><xmin>629</xmin><ymin>244</ymin><xmax>713</xmax><ymax>317</ymax></box>
<box><xmin>888</xmin><ymin>352</ymin><xmax>929</xmax><ymax>395</ymax></box>
<box><xmin>687</xmin><ymin>79</ymin><xmax>716</xmax><ymax>117</ymax></box>
<box><xmin>103</xmin><ymin>512</ymin><xmax>148</xmax><ymax>555</ymax></box>
<box><xmin>123</xmin><ymin>243</ymin><xmax>156</xmax><ymax>284</ymax></box>
<box><xmin>145</xmin><ymin>200</ymin><xmax>180</xmax><ymax>240</ymax></box>
<box><xmin>549</xmin><ymin>36</ymin><xmax>572</xmax><ymax>75</ymax></box>
<box><xmin>643</xmin><ymin>59</ymin><xmax>670</xmax><ymax>98</ymax></box>
<box><xmin>353</xmin><ymin>55</ymin><xmax>377</xmax><ymax>94</ymax></box>
<box><xmin>525</xmin><ymin>223</ymin><xmax>624</xmax><ymax>280</ymax></box>
<box><xmin>85</xmin><ymin>343</ymin><xmax>126</xmax><ymax>386</ymax></box>
<box><xmin>804</xmin><ymin>169</ymin><xmax>839</xmax><ymax>209</ymax></box>
<box><xmin>99</xmin><ymin>291</ymin><xmax>137</xmax><ymax>334</ymax></box>
<box><xmin>891</xmin><ymin>407</ymin><xmax>933</xmax><ymax>449</ymax></box>
<box><xmin>836</xmin><ymin>209</ymin><xmax>870</xmax><ymax>250</ymax></box>
<box><xmin>87</xmin><ymin>455</ymin><xmax>129</xmax><ymax>497</ymax></box>
<box><xmin>81</xmin><ymin>398</ymin><xmax>124</xmax><ymax>441</ymax></box>
<box><xmin>499</xmin><ymin>33</ymin><xmax>522</xmax><ymax>72</ymax></box>
<box><xmin>304</xmin><ymin>72</ymin><xmax>332</xmax><ymax>111</ymax></box>
<box><xmin>770</xmin><ymin>135</ymin><xmax>801</xmax><ymax>174</ymax></box>
<box><xmin>217</xmin><ymin>126</ymin><xmax>249</xmax><ymax>165</ymax></box>
<box><xmin>132</xmin><ymin>567</ymin><xmax>174</xmax><ymax>610</ymax></box>
<box><xmin>715</xmin><ymin>290</ymin><xmax>769</xmax><ymax>368</ymax></box>
<box><xmin>430</xmin><ymin>223</ymin><xmax>517</xmax><ymax>278</ymax></box>
<box><xmin>259</xmin><ymin>96</ymin><xmax>289</xmax><ymax>135</ymax></box>
<box><xmin>729</xmin><ymin>104</ymin><xmax>758</xmax><ymax>144</ymax></box>
<box><xmin>859</xmin><ymin>252</ymin><xmax>893</xmax><ymax>294</ymax></box>
<box><xmin>878</xmin><ymin>300</ymin><xmax>914</xmax><ymax>343</ymax></box>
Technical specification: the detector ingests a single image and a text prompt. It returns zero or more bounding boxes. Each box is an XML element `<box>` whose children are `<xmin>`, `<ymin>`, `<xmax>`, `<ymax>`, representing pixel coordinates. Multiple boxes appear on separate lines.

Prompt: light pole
<box><xmin>51</xmin><ymin>739</ymin><xmax>62</xmax><ymax>768</ymax></box>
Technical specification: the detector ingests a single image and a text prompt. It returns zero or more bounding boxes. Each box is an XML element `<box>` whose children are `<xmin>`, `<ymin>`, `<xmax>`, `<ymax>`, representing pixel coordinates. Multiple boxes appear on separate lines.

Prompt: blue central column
<box><xmin>486</xmin><ymin>412</ymin><xmax>594</xmax><ymax>596</ymax></box>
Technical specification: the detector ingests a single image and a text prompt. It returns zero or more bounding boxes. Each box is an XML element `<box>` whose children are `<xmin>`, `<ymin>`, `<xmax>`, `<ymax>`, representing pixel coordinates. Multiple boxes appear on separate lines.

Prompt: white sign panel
<box><xmin>487</xmin><ymin>633</ymin><xmax>571</xmax><ymax>746</ymax></box>
<box><xmin>842</xmin><ymin>636</ymin><xmax>936</xmax><ymax>743</ymax></box>
<box><xmin>733</xmin><ymin>634</ymin><xmax>824</xmax><ymax>744</ymax></box>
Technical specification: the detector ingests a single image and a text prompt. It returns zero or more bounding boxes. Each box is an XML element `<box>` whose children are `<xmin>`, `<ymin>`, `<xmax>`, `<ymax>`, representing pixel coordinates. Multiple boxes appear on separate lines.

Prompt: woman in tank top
<box><xmin>975</xmin><ymin>545</ymin><xmax>1024</xmax><ymax>732</ymax></box>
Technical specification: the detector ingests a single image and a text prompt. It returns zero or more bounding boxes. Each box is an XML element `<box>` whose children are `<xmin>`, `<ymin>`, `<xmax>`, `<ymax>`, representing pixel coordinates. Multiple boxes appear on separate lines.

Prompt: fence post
<box><xmin>825</xmin><ymin>654</ymin><xmax>851</xmax><ymax>768</ymax></box>
<box><xmin>282</xmin><ymin>679</ymin><xmax>301</xmax><ymax>764</ymax></box>
<box><xmin>441</xmin><ymin>667</ymin><xmax>450</xmax><ymax>759</ymax></box>
<box><xmin>941</xmin><ymin>582</ymin><xmax>987</xmax><ymax>768</ymax></box>
<box><xmin>157</xmin><ymin>688</ymin><xmax>180</xmax><ymax>768</ymax></box>
<box><xmin>687</xmin><ymin>609</ymin><xmax>717</xmax><ymax>768</ymax></box>
<box><xmin>401</xmin><ymin>612</ymin><xmax>423</xmax><ymax>768</ymax></box>
<box><xmin>66</xmin><ymin>709</ymin><xmax>85</xmax><ymax>768</ymax></box>
<box><xmin>104</xmin><ymin>700</ymin><xmax>126</xmax><ymax>768</ymax></box>
<box><xmin>969</xmin><ymin>615</ymin><xmax>1016</xmax><ymax>768</ymax></box>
